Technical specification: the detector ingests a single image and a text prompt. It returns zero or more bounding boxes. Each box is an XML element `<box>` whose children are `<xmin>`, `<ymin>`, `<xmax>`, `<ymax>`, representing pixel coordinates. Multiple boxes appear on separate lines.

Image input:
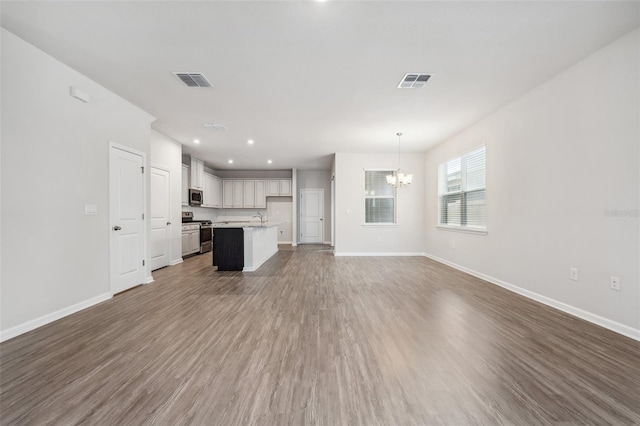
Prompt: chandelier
<box><xmin>386</xmin><ymin>132</ymin><xmax>413</xmax><ymax>188</ymax></box>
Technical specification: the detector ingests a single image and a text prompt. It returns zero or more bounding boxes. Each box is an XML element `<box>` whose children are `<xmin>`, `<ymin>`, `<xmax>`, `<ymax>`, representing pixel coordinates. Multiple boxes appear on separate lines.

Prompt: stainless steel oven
<box><xmin>198</xmin><ymin>222</ymin><xmax>213</xmax><ymax>253</ymax></box>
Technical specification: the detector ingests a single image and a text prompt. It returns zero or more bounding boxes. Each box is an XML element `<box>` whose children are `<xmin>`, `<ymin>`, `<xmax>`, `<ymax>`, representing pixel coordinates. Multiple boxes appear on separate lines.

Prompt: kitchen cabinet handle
<box><xmin>167</xmin><ymin>221</ymin><xmax>172</xmax><ymax>225</ymax></box>
<box><xmin>113</xmin><ymin>226</ymin><xmax>122</xmax><ymax>231</ymax></box>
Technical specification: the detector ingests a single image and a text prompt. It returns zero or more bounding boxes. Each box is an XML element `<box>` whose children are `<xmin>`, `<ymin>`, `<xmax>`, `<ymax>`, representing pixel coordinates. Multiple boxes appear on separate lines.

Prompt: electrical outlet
<box><xmin>570</xmin><ymin>268</ymin><xmax>578</xmax><ymax>281</ymax></box>
<box><xmin>610</xmin><ymin>276</ymin><xmax>620</xmax><ymax>291</ymax></box>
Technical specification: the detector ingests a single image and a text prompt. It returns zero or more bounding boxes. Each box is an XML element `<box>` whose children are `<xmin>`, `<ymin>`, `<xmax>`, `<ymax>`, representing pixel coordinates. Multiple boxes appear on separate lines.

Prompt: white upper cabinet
<box><xmin>181</xmin><ymin>164</ymin><xmax>190</xmax><ymax>206</ymax></box>
<box><xmin>222</xmin><ymin>178</ymin><xmax>290</xmax><ymax>208</ymax></box>
<box><xmin>266</xmin><ymin>179</ymin><xmax>292</xmax><ymax>197</ymax></box>
<box><xmin>267</xmin><ymin>180</ymin><xmax>280</xmax><ymax>196</ymax></box>
<box><xmin>255</xmin><ymin>180</ymin><xmax>266</xmax><ymax>208</ymax></box>
<box><xmin>202</xmin><ymin>172</ymin><xmax>222</xmax><ymax>208</ymax></box>
<box><xmin>232</xmin><ymin>180</ymin><xmax>244</xmax><ymax>208</ymax></box>
<box><xmin>279</xmin><ymin>179</ymin><xmax>292</xmax><ymax>196</ymax></box>
<box><xmin>244</xmin><ymin>180</ymin><xmax>255</xmax><ymax>208</ymax></box>
<box><xmin>223</xmin><ymin>179</ymin><xmax>244</xmax><ymax>208</ymax></box>
<box><xmin>222</xmin><ymin>179</ymin><xmax>234</xmax><ymax>208</ymax></box>
<box><xmin>190</xmin><ymin>157</ymin><xmax>204</xmax><ymax>190</ymax></box>
<box><xmin>211</xmin><ymin>176</ymin><xmax>222</xmax><ymax>208</ymax></box>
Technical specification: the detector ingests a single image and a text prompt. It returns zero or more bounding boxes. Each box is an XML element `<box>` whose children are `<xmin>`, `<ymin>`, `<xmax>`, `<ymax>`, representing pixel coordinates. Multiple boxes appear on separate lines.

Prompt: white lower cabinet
<box><xmin>181</xmin><ymin>225</ymin><xmax>200</xmax><ymax>256</ymax></box>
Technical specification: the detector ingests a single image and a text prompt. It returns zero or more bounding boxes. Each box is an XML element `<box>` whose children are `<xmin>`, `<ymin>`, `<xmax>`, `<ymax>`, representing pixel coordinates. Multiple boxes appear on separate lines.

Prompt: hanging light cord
<box><xmin>397</xmin><ymin>132</ymin><xmax>403</xmax><ymax>173</ymax></box>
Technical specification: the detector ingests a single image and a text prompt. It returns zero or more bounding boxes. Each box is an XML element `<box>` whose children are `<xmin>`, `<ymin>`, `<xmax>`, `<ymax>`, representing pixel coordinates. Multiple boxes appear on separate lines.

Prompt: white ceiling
<box><xmin>2</xmin><ymin>1</ymin><xmax>639</xmax><ymax>171</ymax></box>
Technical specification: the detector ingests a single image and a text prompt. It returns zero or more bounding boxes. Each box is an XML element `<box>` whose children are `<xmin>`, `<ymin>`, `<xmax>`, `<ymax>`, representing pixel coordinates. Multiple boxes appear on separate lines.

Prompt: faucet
<box><xmin>253</xmin><ymin>211</ymin><xmax>266</xmax><ymax>225</ymax></box>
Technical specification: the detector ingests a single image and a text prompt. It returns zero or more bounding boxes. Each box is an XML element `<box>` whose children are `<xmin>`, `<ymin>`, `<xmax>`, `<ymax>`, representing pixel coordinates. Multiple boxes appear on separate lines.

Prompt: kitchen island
<box><xmin>212</xmin><ymin>222</ymin><xmax>279</xmax><ymax>272</ymax></box>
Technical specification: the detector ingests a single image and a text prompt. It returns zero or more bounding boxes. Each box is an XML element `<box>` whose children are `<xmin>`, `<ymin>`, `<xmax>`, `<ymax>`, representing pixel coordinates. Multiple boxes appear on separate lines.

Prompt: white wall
<box><xmin>334</xmin><ymin>152</ymin><xmax>425</xmax><ymax>255</ymax></box>
<box><xmin>150</xmin><ymin>130</ymin><xmax>183</xmax><ymax>266</ymax></box>
<box><xmin>297</xmin><ymin>170</ymin><xmax>332</xmax><ymax>243</ymax></box>
<box><xmin>0</xmin><ymin>29</ymin><xmax>154</xmax><ymax>339</ymax></box>
<box><xmin>424</xmin><ymin>29</ymin><xmax>640</xmax><ymax>338</ymax></box>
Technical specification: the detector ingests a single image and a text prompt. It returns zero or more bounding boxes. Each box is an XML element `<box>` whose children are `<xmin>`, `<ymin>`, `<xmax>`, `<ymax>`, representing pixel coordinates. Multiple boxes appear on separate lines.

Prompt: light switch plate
<box><xmin>84</xmin><ymin>204</ymin><xmax>98</xmax><ymax>215</ymax></box>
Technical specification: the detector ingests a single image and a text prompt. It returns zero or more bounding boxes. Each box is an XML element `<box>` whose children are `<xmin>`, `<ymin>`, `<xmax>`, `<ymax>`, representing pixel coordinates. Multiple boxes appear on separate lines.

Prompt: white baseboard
<box><xmin>423</xmin><ymin>253</ymin><xmax>640</xmax><ymax>342</ymax></box>
<box><xmin>145</xmin><ymin>276</ymin><xmax>154</xmax><ymax>284</ymax></box>
<box><xmin>334</xmin><ymin>252</ymin><xmax>425</xmax><ymax>257</ymax></box>
<box><xmin>278</xmin><ymin>241</ymin><xmax>293</xmax><ymax>245</ymax></box>
<box><xmin>0</xmin><ymin>293</ymin><xmax>113</xmax><ymax>343</ymax></box>
<box><xmin>170</xmin><ymin>258</ymin><xmax>183</xmax><ymax>266</ymax></box>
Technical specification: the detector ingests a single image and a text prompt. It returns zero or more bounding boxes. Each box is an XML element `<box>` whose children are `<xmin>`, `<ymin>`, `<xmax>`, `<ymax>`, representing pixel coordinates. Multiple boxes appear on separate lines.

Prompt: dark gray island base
<box><xmin>213</xmin><ymin>228</ymin><xmax>244</xmax><ymax>271</ymax></box>
<box><xmin>212</xmin><ymin>223</ymin><xmax>279</xmax><ymax>272</ymax></box>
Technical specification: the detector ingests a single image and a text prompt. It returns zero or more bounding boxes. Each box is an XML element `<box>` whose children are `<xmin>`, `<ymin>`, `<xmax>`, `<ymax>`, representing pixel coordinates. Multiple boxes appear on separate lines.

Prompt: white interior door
<box><xmin>110</xmin><ymin>145</ymin><xmax>145</xmax><ymax>294</ymax></box>
<box><xmin>300</xmin><ymin>189</ymin><xmax>323</xmax><ymax>244</ymax></box>
<box><xmin>150</xmin><ymin>167</ymin><xmax>170</xmax><ymax>271</ymax></box>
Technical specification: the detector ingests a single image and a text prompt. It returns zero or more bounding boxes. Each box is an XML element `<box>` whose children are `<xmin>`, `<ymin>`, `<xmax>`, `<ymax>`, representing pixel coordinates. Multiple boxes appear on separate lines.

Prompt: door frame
<box><xmin>109</xmin><ymin>141</ymin><xmax>149</xmax><ymax>294</ymax></box>
<box><xmin>150</xmin><ymin>164</ymin><xmax>172</xmax><ymax>271</ymax></box>
<box><xmin>300</xmin><ymin>188</ymin><xmax>324</xmax><ymax>244</ymax></box>
<box><xmin>330</xmin><ymin>176</ymin><xmax>335</xmax><ymax>247</ymax></box>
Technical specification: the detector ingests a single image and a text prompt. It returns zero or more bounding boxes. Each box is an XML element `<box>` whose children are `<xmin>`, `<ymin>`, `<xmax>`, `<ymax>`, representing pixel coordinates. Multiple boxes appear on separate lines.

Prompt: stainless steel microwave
<box><xmin>189</xmin><ymin>189</ymin><xmax>203</xmax><ymax>206</ymax></box>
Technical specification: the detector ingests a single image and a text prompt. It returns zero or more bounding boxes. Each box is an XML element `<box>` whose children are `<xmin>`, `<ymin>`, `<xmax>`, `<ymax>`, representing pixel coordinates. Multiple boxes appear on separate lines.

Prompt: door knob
<box><xmin>113</xmin><ymin>225</ymin><xmax>122</xmax><ymax>231</ymax></box>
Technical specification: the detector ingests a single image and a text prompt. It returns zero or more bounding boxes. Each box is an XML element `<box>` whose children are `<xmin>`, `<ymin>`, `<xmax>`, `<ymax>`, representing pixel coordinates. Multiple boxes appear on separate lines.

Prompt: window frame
<box><xmin>363</xmin><ymin>169</ymin><xmax>397</xmax><ymax>226</ymax></box>
<box><xmin>437</xmin><ymin>145</ymin><xmax>487</xmax><ymax>235</ymax></box>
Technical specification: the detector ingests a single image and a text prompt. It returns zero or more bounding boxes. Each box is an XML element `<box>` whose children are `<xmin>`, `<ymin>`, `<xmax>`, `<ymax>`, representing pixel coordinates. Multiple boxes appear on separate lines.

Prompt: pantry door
<box><xmin>150</xmin><ymin>167</ymin><xmax>171</xmax><ymax>271</ymax></box>
<box><xmin>300</xmin><ymin>189</ymin><xmax>323</xmax><ymax>244</ymax></box>
<box><xmin>109</xmin><ymin>144</ymin><xmax>146</xmax><ymax>294</ymax></box>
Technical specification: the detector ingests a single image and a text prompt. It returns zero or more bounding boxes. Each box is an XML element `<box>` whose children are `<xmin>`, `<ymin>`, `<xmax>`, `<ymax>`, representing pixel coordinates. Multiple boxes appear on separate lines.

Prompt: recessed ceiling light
<box><xmin>267</xmin><ymin>159</ymin><xmax>273</xmax><ymax>164</ymax></box>
<box><xmin>247</xmin><ymin>139</ymin><xmax>254</xmax><ymax>145</ymax></box>
<box><xmin>193</xmin><ymin>139</ymin><xmax>200</xmax><ymax>144</ymax></box>
<box><xmin>228</xmin><ymin>159</ymin><xmax>234</xmax><ymax>164</ymax></box>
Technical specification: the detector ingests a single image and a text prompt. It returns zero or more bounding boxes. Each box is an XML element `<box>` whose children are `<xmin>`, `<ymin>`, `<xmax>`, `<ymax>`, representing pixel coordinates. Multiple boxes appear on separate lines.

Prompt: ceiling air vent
<box><xmin>173</xmin><ymin>72</ymin><xmax>212</xmax><ymax>88</ymax></box>
<box><xmin>398</xmin><ymin>73</ymin><xmax>431</xmax><ymax>89</ymax></box>
<box><xmin>202</xmin><ymin>123</ymin><xmax>227</xmax><ymax>131</ymax></box>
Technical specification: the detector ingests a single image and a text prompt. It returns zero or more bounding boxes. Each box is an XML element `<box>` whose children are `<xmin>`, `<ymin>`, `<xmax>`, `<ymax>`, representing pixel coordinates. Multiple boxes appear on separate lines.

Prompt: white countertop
<box><xmin>211</xmin><ymin>221</ymin><xmax>279</xmax><ymax>229</ymax></box>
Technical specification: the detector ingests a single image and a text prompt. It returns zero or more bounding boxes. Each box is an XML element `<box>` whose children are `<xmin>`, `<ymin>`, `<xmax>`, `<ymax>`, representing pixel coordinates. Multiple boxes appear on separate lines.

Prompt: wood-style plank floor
<box><xmin>1</xmin><ymin>245</ymin><xmax>639</xmax><ymax>425</ymax></box>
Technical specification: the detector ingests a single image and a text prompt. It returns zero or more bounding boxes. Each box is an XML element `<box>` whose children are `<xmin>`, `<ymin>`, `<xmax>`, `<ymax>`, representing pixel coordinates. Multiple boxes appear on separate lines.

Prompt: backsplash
<box><xmin>182</xmin><ymin>206</ymin><xmax>267</xmax><ymax>223</ymax></box>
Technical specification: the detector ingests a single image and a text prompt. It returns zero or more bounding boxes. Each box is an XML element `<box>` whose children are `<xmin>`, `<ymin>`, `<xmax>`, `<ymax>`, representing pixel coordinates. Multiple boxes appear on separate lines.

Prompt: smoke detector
<box><xmin>398</xmin><ymin>73</ymin><xmax>431</xmax><ymax>89</ymax></box>
<box><xmin>173</xmin><ymin>72</ymin><xmax>212</xmax><ymax>87</ymax></box>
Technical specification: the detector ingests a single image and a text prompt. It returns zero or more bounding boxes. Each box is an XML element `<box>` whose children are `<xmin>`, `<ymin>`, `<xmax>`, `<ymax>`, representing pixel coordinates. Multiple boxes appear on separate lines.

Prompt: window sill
<box><xmin>362</xmin><ymin>223</ymin><xmax>398</xmax><ymax>228</ymax></box>
<box><xmin>437</xmin><ymin>225</ymin><xmax>487</xmax><ymax>235</ymax></box>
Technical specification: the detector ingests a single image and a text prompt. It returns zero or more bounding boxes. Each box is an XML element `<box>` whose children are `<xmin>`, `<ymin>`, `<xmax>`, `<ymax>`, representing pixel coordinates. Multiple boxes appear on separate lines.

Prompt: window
<box><xmin>438</xmin><ymin>145</ymin><xmax>486</xmax><ymax>232</ymax></box>
<box><xmin>364</xmin><ymin>170</ymin><xmax>396</xmax><ymax>224</ymax></box>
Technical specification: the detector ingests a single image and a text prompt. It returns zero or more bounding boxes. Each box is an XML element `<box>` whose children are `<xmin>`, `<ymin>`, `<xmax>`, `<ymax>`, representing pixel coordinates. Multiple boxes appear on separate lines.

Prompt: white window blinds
<box><xmin>438</xmin><ymin>146</ymin><xmax>486</xmax><ymax>232</ymax></box>
<box><xmin>365</xmin><ymin>170</ymin><xmax>396</xmax><ymax>224</ymax></box>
